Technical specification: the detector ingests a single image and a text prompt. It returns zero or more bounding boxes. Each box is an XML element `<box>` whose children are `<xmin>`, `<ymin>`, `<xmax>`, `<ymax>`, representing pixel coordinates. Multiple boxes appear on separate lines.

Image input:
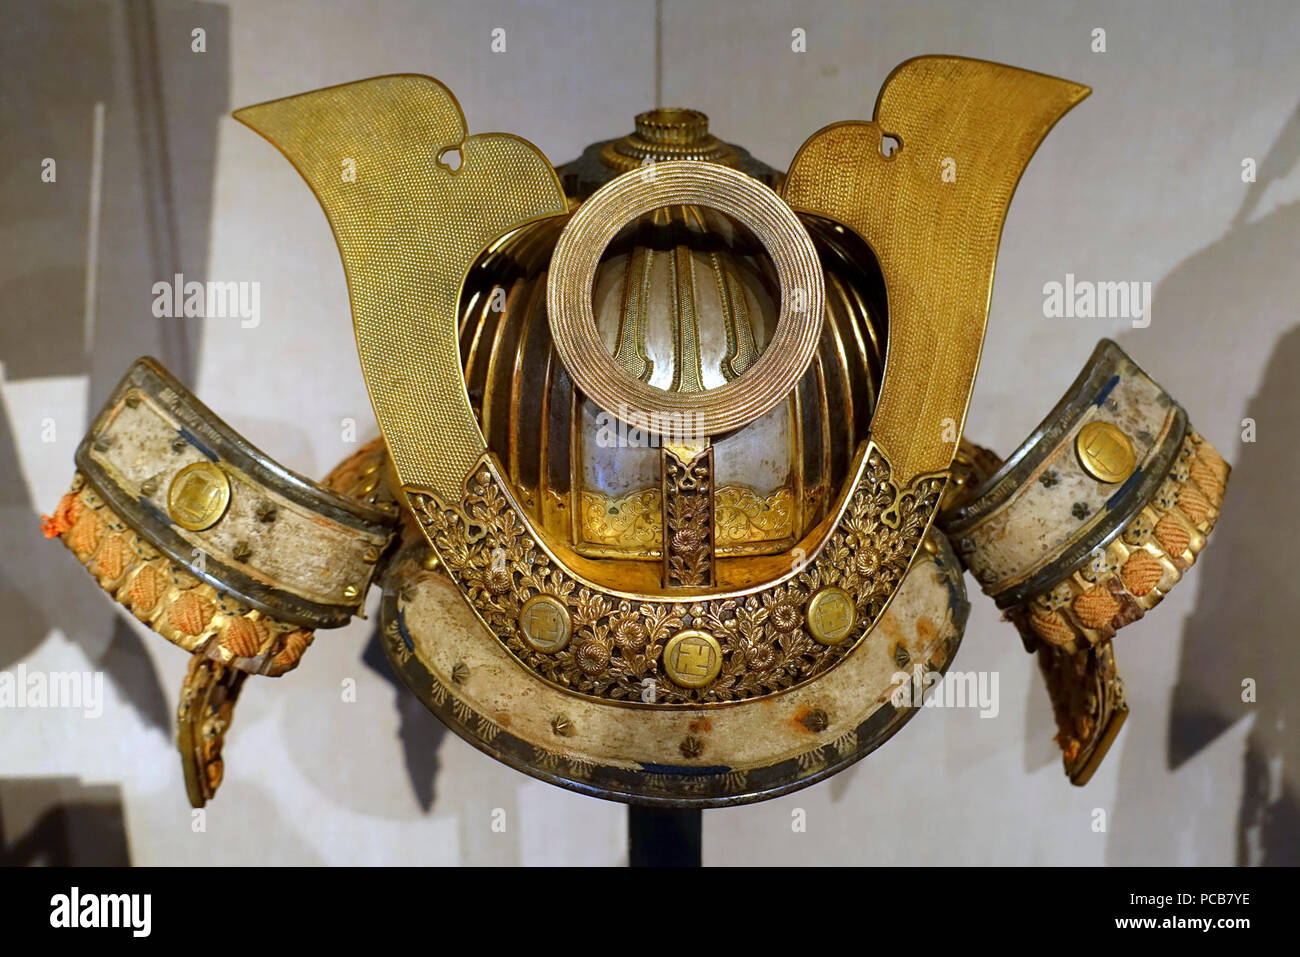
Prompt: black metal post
<box><xmin>628</xmin><ymin>806</ymin><xmax>702</xmax><ymax>866</ymax></box>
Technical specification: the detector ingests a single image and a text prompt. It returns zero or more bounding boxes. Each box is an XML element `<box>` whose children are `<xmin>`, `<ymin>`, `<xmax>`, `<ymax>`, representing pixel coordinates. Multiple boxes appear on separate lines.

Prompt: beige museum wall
<box><xmin>1</xmin><ymin>0</ymin><xmax>1296</xmax><ymax>865</ymax></box>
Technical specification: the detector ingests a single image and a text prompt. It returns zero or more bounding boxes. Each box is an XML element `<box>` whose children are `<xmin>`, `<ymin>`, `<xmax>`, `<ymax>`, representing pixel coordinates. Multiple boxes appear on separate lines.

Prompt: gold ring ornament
<box><xmin>547</xmin><ymin>161</ymin><xmax>825</xmax><ymax>437</ymax></box>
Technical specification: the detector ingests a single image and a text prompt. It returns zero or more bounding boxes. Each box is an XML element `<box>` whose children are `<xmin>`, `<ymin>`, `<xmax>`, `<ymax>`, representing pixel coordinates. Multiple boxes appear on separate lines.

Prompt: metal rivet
<box><xmin>140</xmin><ymin>476</ymin><xmax>159</xmax><ymax>497</ymax></box>
<box><xmin>171</xmin><ymin>436</ymin><xmax>188</xmax><ymax>453</ymax></box>
<box><xmin>680</xmin><ymin>736</ymin><xmax>704</xmax><ymax>758</ymax></box>
<box><xmin>92</xmin><ymin>434</ymin><xmax>113</xmax><ymax>452</ymax></box>
<box><xmin>450</xmin><ymin>662</ymin><xmax>469</xmax><ymax>684</ymax></box>
<box><xmin>232</xmin><ymin>541</ymin><xmax>252</xmax><ymax>563</ymax></box>
<box><xmin>124</xmin><ymin>393</ymin><xmax>141</xmax><ymax>409</ymax></box>
<box><xmin>421</xmin><ymin>550</ymin><xmax>440</xmax><ymax>571</ymax></box>
<box><xmin>362</xmin><ymin>546</ymin><xmax>380</xmax><ymax>564</ymax></box>
<box><xmin>551</xmin><ymin>715</ymin><xmax>572</xmax><ymax>737</ymax></box>
<box><xmin>342</xmin><ymin>584</ymin><xmax>360</xmax><ymax>600</ymax></box>
<box><xmin>255</xmin><ymin>500</ymin><xmax>277</xmax><ymax>523</ymax></box>
<box><xmin>800</xmin><ymin>708</ymin><xmax>829</xmax><ymax>733</ymax></box>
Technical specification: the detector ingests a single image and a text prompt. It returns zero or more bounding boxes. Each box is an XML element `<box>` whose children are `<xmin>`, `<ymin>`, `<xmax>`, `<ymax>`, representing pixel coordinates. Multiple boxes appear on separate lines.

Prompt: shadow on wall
<box><xmin>0</xmin><ymin>0</ymin><xmax>227</xmax><ymax>710</ymax></box>
<box><xmin>0</xmin><ymin>777</ymin><xmax>130</xmax><ymax>865</ymax></box>
<box><xmin>362</xmin><ymin>626</ymin><xmax>449</xmax><ymax>813</ymax></box>
<box><xmin>1109</xmin><ymin>101</ymin><xmax>1300</xmax><ymax>865</ymax></box>
<box><xmin>0</xmin><ymin>0</ymin><xmax>228</xmax><ymax>865</ymax></box>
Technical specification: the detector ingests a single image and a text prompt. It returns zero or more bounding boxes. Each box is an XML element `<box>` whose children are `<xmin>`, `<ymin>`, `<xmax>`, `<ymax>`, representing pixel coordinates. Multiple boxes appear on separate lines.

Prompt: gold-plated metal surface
<box><xmin>600</xmin><ymin>108</ymin><xmax>741</xmax><ymax>172</ymax></box>
<box><xmin>519</xmin><ymin>593</ymin><xmax>572</xmax><ymax>653</ymax></box>
<box><xmin>234</xmin><ymin>75</ymin><xmax>569</xmax><ymax>503</ymax></box>
<box><xmin>611</xmin><ymin>220</ymin><xmax>657</xmax><ymax>381</ymax></box>
<box><xmin>462</xmin><ymin>204</ymin><xmax>873</xmax><ymax>571</ymax></box>
<box><xmin>577</xmin><ymin>485</ymin><xmax>796</xmax><ymax>554</ymax></box>
<box><xmin>783</xmin><ymin>56</ymin><xmax>1090</xmax><ymax>485</ymax></box>
<box><xmin>1075</xmin><ymin>420</ymin><xmax>1136</xmax><ymax>484</ymax></box>
<box><xmin>167</xmin><ymin>461</ymin><xmax>231</xmax><ymax>531</ymax></box>
<box><xmin>807</xmin><ymin>585</ymin><xmax>856</xmax><ymax>645</ymax></box>
<box><xmin>661</xmin><ymin>442</ymin><xmax>715</xmax><ymax>586</ymax></box>
<box><xmin>46</xmin><ymin>56</ymin><xmax>1235</xmax><ymax>810</ymax></box>
<box><xmin>662</xmin><ymin>629</ymin><xmax>723</xmax><ymax>688</ymax></box>
<box><xmin>547</xmin><ymin>161</ymin><xmax>825</xmax><ymax>438</ymax></box>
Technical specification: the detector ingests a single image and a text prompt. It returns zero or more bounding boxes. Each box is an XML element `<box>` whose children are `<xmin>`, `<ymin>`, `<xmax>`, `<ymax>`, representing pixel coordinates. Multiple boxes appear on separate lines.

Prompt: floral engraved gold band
<box><xmin>406</xmin><ymin>446</ymin><xmax>945</xmax><ymax>705</ymax></box>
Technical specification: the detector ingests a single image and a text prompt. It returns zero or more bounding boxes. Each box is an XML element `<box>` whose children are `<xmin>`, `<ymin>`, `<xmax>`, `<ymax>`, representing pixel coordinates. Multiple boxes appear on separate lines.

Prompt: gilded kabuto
<box><xmin>44</xmin><ymin>56</ymin><xmax>1229</xmax><ymax>807</ymax></box>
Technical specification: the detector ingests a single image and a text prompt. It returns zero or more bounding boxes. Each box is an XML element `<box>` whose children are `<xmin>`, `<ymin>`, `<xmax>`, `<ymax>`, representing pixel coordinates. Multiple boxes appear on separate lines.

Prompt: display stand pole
<box><xmin>627</xmin><ymin>806</ymin><xmax>702</xmax><ymax>866</ymax></box>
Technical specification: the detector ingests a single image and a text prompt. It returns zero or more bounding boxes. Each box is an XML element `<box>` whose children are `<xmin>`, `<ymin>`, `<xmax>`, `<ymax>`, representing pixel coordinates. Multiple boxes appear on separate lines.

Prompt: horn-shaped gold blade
<box><xmin>784</xmin><ymin>56</ymin><xmax>1090</xmax><ymax>484</ymax></box>
<box><xmin>234</xmin><ymin>75</ymin><xmax>568</xmax><ymax>501</ymax></box>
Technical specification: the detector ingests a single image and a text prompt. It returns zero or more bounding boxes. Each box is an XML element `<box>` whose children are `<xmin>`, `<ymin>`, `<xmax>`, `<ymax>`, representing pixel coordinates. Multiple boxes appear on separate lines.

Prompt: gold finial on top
<box><xmin>601</xmin><ymin>108</ymin><xmax>740</xmax><ymax>171</ymax></box>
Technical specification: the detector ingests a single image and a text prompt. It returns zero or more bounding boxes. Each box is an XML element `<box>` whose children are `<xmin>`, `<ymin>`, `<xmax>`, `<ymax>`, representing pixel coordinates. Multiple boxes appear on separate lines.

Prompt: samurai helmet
<box><xmin>47</xmin><ymin>57</ymin><xmax>1228</xmax><ymax>807</ymax></box>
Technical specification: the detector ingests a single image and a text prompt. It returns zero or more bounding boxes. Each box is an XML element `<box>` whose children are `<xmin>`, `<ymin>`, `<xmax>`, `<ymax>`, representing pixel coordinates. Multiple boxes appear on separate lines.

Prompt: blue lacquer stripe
<box><xmin>1105</xmin><ymin>469</ymin><xmax>1144</xmax><ymax>510</ymax></box>
<box><xmin>1092</xmin><ymin>374</ymin><xmax>1120</xmax><ymax>407</ymax></box>
<box><xmin>177</xmin><ymin>427</ymin><xmax>217</xmax><ymax>461</ymax></box>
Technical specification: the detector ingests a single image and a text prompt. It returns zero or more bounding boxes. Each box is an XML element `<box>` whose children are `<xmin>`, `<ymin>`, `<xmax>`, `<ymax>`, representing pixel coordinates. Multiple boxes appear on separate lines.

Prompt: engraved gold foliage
<box><xmin>580</xmin><ymin>489</ymin><xmax>660</xmax><ymax>549</ymax></box>
<box><xmin>407</xmin><ymin>450</ymin><xmax>944</xmax><ymax>704</ymax></box>
<box><xmin>662</xmin><ymin>446</ymin><xmax>713</xmax><ymax>587</ymax></box>
<box><xmin>580</xmin><ymin>485</ymin><xmax>795</xmax><ymax>551</ymax></box>
<box><xmin>714</xmin><ymin>486</ymin><xmax>794</xmax><ymax>545</ymax></box>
